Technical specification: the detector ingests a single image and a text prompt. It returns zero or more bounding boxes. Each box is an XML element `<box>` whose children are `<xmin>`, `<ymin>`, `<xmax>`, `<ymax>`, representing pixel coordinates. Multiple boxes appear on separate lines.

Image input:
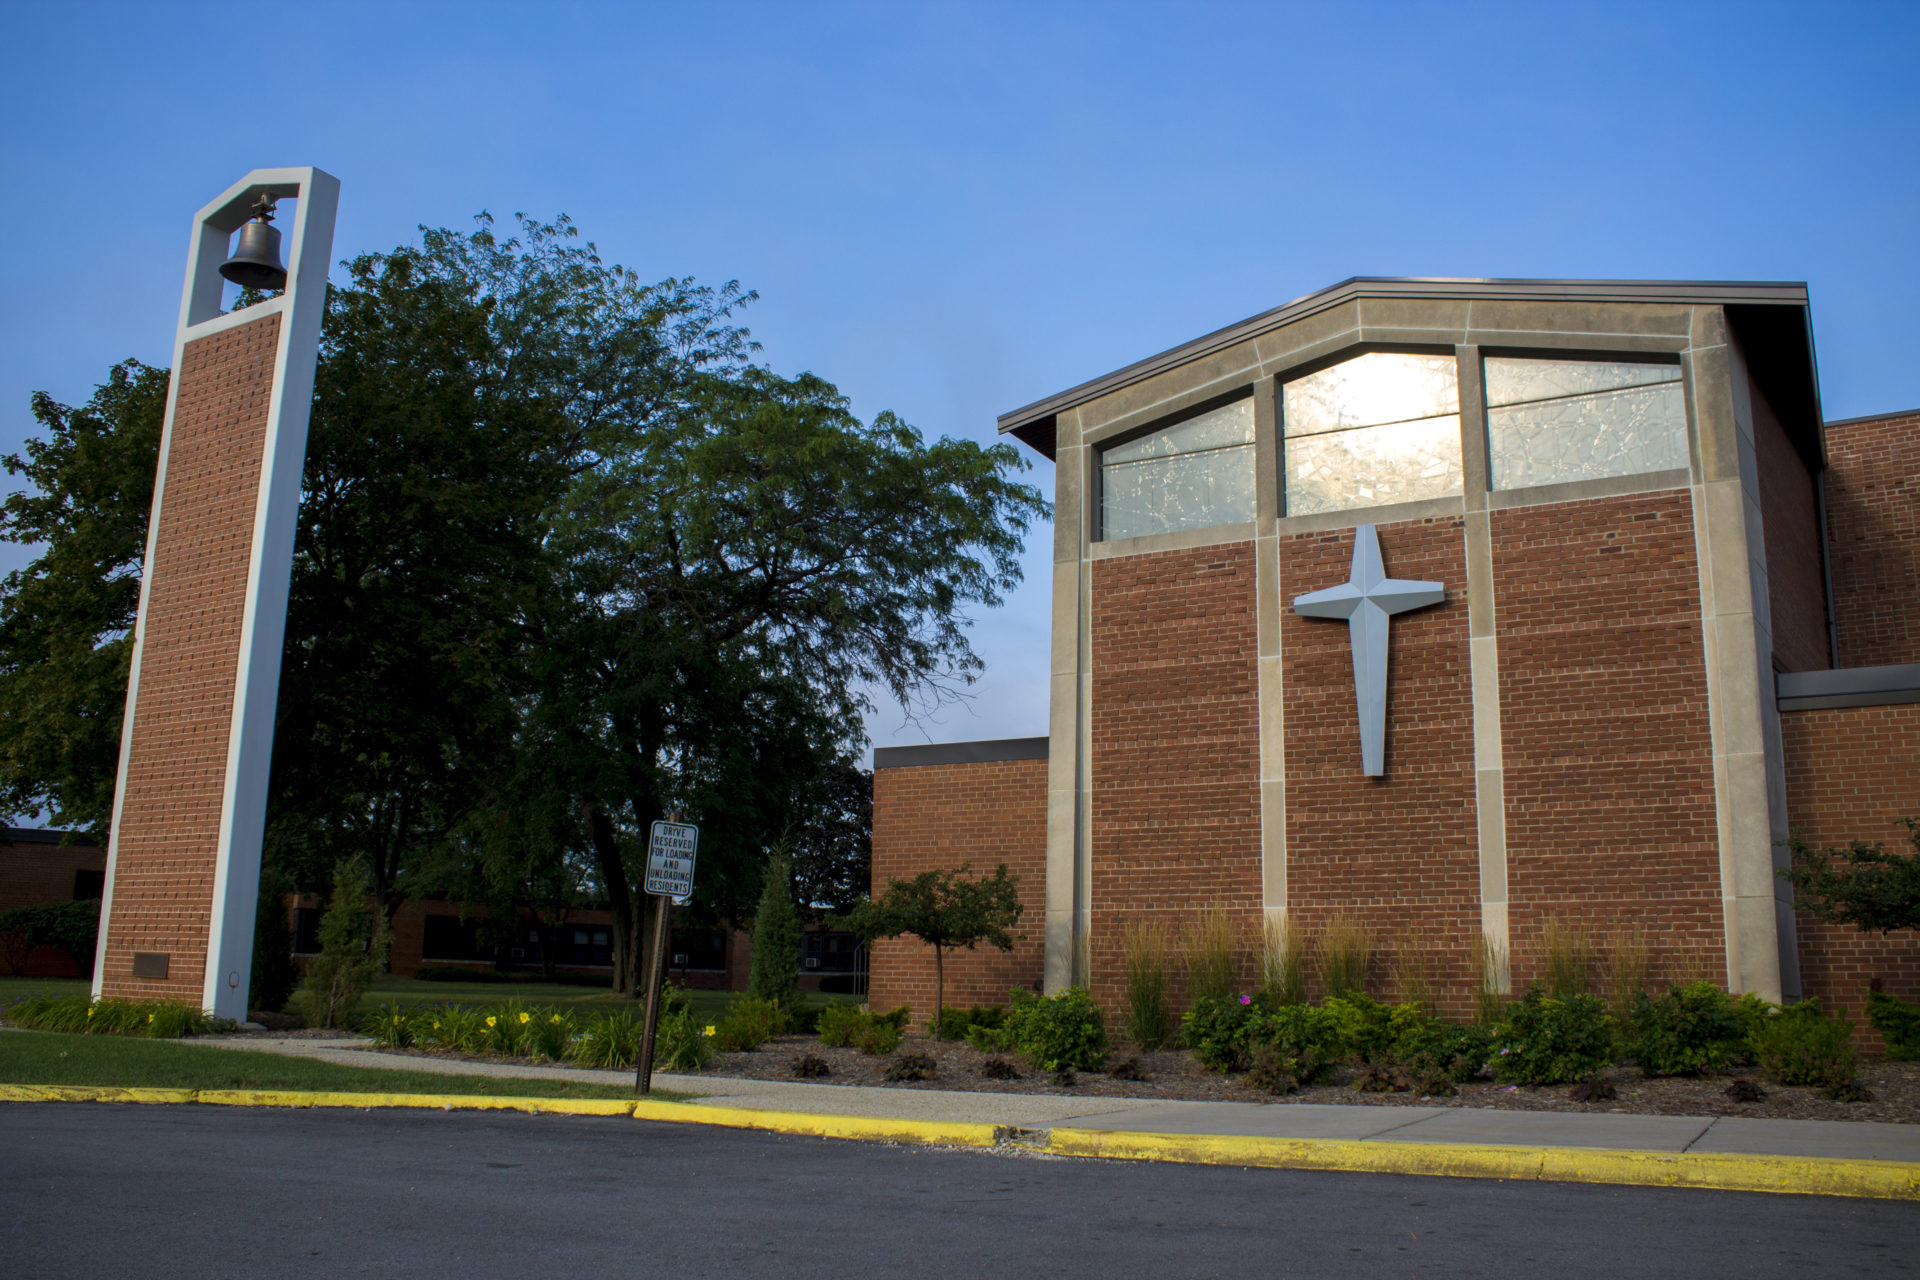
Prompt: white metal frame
<box><xmin>92</xmin><ymin>168</ymin><xmax>339</xmax><ymax>1021</ymax></box>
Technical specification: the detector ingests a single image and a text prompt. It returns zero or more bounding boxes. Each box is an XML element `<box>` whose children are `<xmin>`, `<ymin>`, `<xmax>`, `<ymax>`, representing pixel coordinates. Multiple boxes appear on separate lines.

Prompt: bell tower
<box><xmin>92</xmin><ymin>168</ymin><xmax>338</xmax><ymax>1021</ymax></box>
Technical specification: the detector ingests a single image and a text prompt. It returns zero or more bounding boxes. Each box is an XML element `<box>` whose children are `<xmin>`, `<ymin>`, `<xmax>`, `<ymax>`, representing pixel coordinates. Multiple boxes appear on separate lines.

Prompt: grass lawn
<box><xmin>0</xmin><ymin>1029</ymin><xmax>670</xmax><ymax>1099</ymax></box>
<box><xmin>0</xmin><ymin>976</ymin><xmax>89</xmax><ymax>1003</ymax></box>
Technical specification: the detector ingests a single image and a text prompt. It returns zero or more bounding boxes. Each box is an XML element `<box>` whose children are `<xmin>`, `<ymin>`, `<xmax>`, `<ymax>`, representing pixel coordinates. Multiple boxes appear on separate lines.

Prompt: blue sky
<box><xmin>3</xmin><ymin>1</ymin><xmax>1917</xmax><ymax>754</ymax></box>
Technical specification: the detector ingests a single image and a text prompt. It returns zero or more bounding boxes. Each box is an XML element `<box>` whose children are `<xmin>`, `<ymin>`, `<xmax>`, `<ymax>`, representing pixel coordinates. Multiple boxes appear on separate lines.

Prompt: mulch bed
<box><xmin>694</xmin><ymin>1031</ymin><xmax>1920</xmax><ymax>1125</ymax></box>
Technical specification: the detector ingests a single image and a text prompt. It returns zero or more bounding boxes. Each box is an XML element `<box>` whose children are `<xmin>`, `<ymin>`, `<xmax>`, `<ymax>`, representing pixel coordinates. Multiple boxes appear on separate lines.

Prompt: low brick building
<box><xmin>870</xmin><ymin>278</ymin><xmax>1919</xmax><ymax>1036</ymax></box>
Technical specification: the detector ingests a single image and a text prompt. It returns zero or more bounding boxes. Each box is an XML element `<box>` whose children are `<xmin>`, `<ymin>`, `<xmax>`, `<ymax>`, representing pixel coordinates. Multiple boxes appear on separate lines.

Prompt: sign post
<box><xmin>636</xmin><ymin>818</ymin><xmax>698</xmax><ymax>1095</ymax></box>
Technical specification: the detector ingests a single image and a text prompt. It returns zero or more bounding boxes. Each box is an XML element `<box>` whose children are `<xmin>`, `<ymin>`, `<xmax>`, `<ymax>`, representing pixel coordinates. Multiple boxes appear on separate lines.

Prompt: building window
<box><xmin>671</xmin><ymin>931</ymin><xmax>728</xmax><ymax>972</ymax></box>
<box><xmin>1484</xmin><ymin>355</ymin><xmax>1686</xmax><ymax>490</ymax></box>
<box><xmin>1281</xmin><ymin>351</ymin><xmax>1461</xmax><ymax>516</ymax></box>
<box><xmin>565</xmin><ymin>926</ymin><xmax>612</xmax><ymax>966</ymax></box>
<box><xmin>1098</xmin><ymin>397</ymin><xmax>1255</xmax><ymax>541</ymax></box>
<box><xmin>803</xmin><ymin>930</ymin><xmax>861</xmax><ymax>974</ymax></box>
<box><xmin>422</xmin><ymin>914</ymin><xmax>486</xmax><ymax>962</ymax></box>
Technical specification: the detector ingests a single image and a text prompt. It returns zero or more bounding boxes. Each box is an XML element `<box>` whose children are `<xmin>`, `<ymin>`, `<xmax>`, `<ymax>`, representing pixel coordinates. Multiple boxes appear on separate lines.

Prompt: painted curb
<box><xmin>4</xmin><ymin>1084</ymin><xmax>1915</xmax><ymax>1200</ymax></box>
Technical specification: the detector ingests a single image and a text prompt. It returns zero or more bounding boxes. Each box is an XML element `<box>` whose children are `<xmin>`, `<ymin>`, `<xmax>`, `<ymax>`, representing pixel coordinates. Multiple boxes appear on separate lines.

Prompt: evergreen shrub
<box><xmin>1006</xmin><ymin>986</ymin><xmax>1107</xmax><ymax>1072</ymax></box>
<box><xmin>1866</xmin><ymin>991</ymin><xmax>1920</xmax><ymax>1061</ymax></box>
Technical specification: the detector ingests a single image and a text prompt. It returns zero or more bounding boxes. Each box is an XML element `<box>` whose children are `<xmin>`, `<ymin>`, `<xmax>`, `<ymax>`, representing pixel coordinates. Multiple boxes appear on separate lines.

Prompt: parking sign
<box><xmin>644</xmin><ymin>820</ymin><xmax>698</xmax><ymax>898</ymax></box>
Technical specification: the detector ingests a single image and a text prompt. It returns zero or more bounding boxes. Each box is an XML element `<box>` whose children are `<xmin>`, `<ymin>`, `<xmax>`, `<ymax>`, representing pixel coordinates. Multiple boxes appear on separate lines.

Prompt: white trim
<box><xmin>93</xmin><ymin>168</ymin><xmax>337</xmax><ymax>1018</ymax></box>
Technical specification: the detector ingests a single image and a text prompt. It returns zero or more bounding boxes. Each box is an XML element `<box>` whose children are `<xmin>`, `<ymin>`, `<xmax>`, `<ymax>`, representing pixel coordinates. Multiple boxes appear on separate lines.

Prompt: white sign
<box><xmin>644</xmin><ymin>820</ymin><xmax>699</xmax><ymax>898</ymax></box>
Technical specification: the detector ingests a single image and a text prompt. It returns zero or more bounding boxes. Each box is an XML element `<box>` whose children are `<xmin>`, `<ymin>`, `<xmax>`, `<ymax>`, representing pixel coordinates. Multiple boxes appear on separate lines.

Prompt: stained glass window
<box><xmin>1282</xmin><ymin>352</ymin><xmax>1461</xmax><ymax>515</ymax></box>
<box><xmin>1099</xmin><ymin>398</ymin><xmax>1256</xmax><ymax>541</ymax></box>
<box><xmin>1485</xmin><ymin>356</ymin><xmax>1687</xmax><ymax>490</ymax></box>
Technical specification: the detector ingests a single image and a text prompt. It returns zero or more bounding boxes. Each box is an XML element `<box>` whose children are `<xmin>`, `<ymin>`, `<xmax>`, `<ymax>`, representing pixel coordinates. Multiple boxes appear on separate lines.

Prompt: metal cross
<box><xmin>1292</xmin><ymin>524</ymin><xmax>1445</xmax><ymax>776</ymax></box>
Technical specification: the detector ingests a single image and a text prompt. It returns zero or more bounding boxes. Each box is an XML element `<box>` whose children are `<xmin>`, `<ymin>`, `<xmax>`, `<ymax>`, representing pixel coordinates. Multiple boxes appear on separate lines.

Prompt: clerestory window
<box><xmin>1483</xmin><ymin>355</ymin><xmax>1687</xmax><ymax>490</ymax></box>
<box><xmin>1281</xmin><ymin>351</ymin><xmax>1462</xmax><ymax>516</ymax></box>
<box><xmin>1098</xmin><ymin>396</ymin><xmax>1256</xmax><ymax>541</ymax></box>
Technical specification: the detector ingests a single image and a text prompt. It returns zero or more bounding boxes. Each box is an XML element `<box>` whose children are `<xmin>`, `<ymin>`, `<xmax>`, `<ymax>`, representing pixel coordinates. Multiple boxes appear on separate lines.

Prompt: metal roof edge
<box><xmin>1824</xmin><ymin>406</ymin><xmax>1920</xmax><ymax>429</ymax></box>
<box><xmin>998</xmin><ymin>276</ymin><xmax>1812</xmax><ymax>436</ymax></box>
<box><xmin>873</xmin><ymin>736</ymin><xmax>1050</xmax><ymax>769</ymax></box>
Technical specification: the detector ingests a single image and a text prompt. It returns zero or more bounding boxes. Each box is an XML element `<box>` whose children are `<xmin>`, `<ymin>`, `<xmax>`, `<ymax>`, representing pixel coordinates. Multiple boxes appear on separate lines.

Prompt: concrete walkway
<box><xmin>198</xmin><ymin>1035</ymin><xmax>1920</xmax><ymax>1165</ymax></box>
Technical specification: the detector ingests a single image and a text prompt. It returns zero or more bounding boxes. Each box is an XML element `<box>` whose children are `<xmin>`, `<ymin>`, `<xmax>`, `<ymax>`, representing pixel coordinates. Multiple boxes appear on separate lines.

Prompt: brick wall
<box><xmin>1089</xmin><ymin>542</ymin><xmax>1262</xmax><ymax>1012</ymax></box>
<box><xmin>1824</xmin><ymin>408</ymin><xmax>1920</xmax><ymax>667</ymax></box>
<box><xmin>1753</xmin><ymin>378</ymin><xmax>1830</xmax><ymax>672</ymax></box>
<box><xmin>1281</xmin><ymin>518</ymin><xmax>1480</xmax><ymax>1018</ymax></box>
<box><xmin>0</xmin><ymin>833</ymin><xmax>104</xmax><ymax>912</ymax></box>
<box><xmin>98</xmin><ymin>314</ymin><xmax>281</xmax><ymax>1003</ymax></box>
<box><xmin>1492</xmin><ymin>491</ymin><xmax>1725</xmax><ymax>988</ymax></box>
<box><xmin>1781</xmin><ymin>703</ymin><xmax>1920</xmax><ymax>1036</ymax></box>
<box><xmin>867</xmin><ymin>758</ymin><xmax>1047</xmax><ymax>1017</ymax></box>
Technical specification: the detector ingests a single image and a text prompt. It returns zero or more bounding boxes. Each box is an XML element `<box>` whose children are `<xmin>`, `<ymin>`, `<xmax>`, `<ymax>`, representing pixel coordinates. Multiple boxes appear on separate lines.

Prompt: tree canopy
<box><xmin>1</xmin><ymin>213</ymin><xmax>1048</xmax><ymax>997</ymax></box>
<box><xmin>1783</xmin><ymin>819</ymin><xmax>1920</xmax><ymax>936</ymax></box>
<box><xmin>843</xmin><ymin>862</ymin><xmax>1024</xmax><ymax>1034</ymax></box>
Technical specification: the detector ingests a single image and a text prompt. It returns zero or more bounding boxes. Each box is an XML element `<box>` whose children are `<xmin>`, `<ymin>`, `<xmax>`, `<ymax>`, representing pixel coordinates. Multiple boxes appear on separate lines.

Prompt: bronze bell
<box><xmin>219</xmin><ymin>194</ymin><xmax>287</xmax><ymax>290</ymax></box>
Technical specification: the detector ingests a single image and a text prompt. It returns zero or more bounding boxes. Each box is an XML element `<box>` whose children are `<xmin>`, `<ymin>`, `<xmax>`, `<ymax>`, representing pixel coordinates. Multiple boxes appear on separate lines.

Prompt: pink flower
<box><xmin>1238</xmin><ymin>994</ymin><xmax>1252</xmax><ymax>1006</ymax></box>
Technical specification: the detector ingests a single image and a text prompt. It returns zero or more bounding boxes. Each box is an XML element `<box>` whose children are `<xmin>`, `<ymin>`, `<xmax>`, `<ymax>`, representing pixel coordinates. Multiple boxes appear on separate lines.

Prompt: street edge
<box><xmin>4</xmin><ymin>1083</ymin><xmax>1916</xmax><ymax>1200</ymax></box>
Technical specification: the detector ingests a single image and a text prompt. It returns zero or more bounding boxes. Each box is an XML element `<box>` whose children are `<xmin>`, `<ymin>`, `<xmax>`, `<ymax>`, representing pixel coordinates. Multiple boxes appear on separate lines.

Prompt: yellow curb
<box><xmin>633</xmin><ymin>1098</ymin><xmax>1003</xmax><ymax>1149</ymax></box>
<box><xmin>1044</xmin><ymin>1128</ymin><xmax>1920</xmax><ymax>1201</ymax></box>
<box><xmin>4</xmin><ymin>1083</ymin><xmax>1915</xmax><ymax>1200</ymax></box>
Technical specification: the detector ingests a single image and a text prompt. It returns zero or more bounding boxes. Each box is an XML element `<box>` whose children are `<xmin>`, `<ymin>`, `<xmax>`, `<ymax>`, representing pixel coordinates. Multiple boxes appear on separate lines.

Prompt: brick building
<box><xmin>870</xmin><ymin>278</ymin><xmax>1918</xmax><ymax>1035</ymax></box>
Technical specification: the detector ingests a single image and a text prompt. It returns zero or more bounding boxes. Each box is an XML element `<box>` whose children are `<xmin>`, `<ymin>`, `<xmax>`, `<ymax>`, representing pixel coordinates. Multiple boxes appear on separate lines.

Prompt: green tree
<box><xmin>748</xmin><ymin>842</ymin><xmax>802</xmax><ymax>1008</ymax></box>
<box><xmin>0</xmin><ymin>360</ymin><xmax>168</xmax><ymax>833</ymax></box>
<box><xmin>249</xmin><ymin>875</ymin><xmax>298</xmax><ymax>1015</ymax></box>
<box><xmin>789</xmin><ymin>762</ymin><xmax>872</xmax><ymax>920</ymax></box>
<box><xmin>291</xmin><ymin>860</ymin><xmax>388</xmax><ymax>1029</ymax></box>
<box><xmin>1783</xmin><ymin>818</ymin><xmax>1920</xmax><ymax>935</ymax></box>
<box><xmin>843</xmin><ymin>863</ymin><xmax>1024</xmax><ymax>1036</ymax></box>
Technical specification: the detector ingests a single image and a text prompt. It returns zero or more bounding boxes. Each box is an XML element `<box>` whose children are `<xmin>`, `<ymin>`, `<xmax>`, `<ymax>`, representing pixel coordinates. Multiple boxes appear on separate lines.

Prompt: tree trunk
<box><xmin>585</xmin><ymin>805</ymin><xmax>637</xmax><ymax>997</ymax></box>
<box><xmin>932</xmin><ymin>944</ymin><xmax>945</xmax><ymax>1039</ymax></box>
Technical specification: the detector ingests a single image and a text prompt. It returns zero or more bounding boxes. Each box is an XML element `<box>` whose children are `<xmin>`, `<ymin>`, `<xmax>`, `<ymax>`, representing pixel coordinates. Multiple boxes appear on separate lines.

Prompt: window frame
<box><xmin>1093</xmin><ymin>386</ymin><xmax>1258</xmax><ymax>544</ymax></box>
<box><xmin>1277</xmin><ymin>343</ymin><xmax>1464</xmax><ymax>519</ymax></box>
<box><xmin>1479</xmin><ymin>348</ymin><xmax>1687</xmax><ymax>495</ymax></box>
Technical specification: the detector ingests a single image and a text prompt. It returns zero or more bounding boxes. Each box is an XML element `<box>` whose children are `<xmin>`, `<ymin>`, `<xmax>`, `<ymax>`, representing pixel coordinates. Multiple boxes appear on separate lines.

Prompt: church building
<box><xmin>868</xmin><ymin>277</ymin><xmax>1919</xmax><ymax>1028</ymax></box>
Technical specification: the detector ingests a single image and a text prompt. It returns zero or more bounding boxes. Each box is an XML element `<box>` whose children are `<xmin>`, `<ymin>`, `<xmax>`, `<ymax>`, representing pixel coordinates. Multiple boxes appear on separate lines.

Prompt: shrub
<box><xmin>929</xmin><ymin>1004</ymin><xmax>1003</xmax><ymax>1040</ymax></box>
<box><xmin>1751</xmin><ymin>999</ymin><xmax>1856</xmax><ymax>1088</ymax></box>
<box><xmin>783</xmin><ymin>1001</ymin><xmax>829</xmax><ymax>1037</ymax></box>
<box><xmin>714</xmin><ymin>997</ymin><xmax>781</xmax><ymax>1052</ymax></box>
<box><xmin>1866</xmin><ymin>991</ymin><xmax>1920</xmax><ymax>1061</ymax></box>
<box><xmin>528</xmin><ymin>1008</ymin><xmax>575</xmax><ymax>1061</ymax></box>
<box><xmin>1006</xmin><ymin>986</ymin><xmax>1107</xmax><ymax>1073</ymax></box>
<box><xmin>1323</xmin><ymin>993</ymin><xmax>1397</xmax><ymax>1063</ymax></box>
<box><xmin>1121</xmin><ymin>919</ymin><xmax>1175</xmax><ymax>1050</ymax></box>
<box><xmin>791</xmin><ymin>1053</ymin><xmax>831</xmax><ymax>1078</ymax></box>
<box><xmin>817</xmin><ymin>1003</ymin><xmax>868</xmax><ymax>1048</ymax></box>
<box><xmin>1184</xmin><ymin>994</ymin><xmax>1260</xmax><ymax>1071</ymax></box>
<box><xmin>364</xmin><ymin>1000</ymin><xmax>417</xmax><ymax>1049</ymax></box>
<box><xmin>1602</xmin><ymin>926</ymin><xmax>1650</xmax><ymax>1025</ymax></box>
<box><xmin>1316</xmin><ymin>914</ymin><xmax>1371</xmax><ymax>999</ymax></box>
<box><xmin>1471</xmin><ymin>932</ymin><xmax>1509</xmax><ymax>1027</ymax></box>
<box><xmin>290</xmin><ymin>861</ymin><xmax>387</xmax><ymax>1031</ymax></box>
<box><xmin>1183</xmin><ymin>910</ymin><xmax>1238</xmax><ymax>1008</ymax></box>
<box><xmin>1490</xmin><ymin>986</ymin><xmax>1615</xmax><ymax>1086</ymax></box>
<box><xmin>656</xmin><ymin>1006</ymin><xmax>718</xmax><ymax>1070</ymax></box>
<box><xmin>885</xmin><ymin>1052</ymin><xmax>937</xmax><ymax>1082</ymax></box>
<box><xmin>1391</xmin><ymin>1018</ymin><xmax>1495</xmax><ymax>1089</ymax></box>
<box><xmin>0</xmin><ymin>898</ymin><xmax>102</xmax><ymax>978</ymax></box>
<box><xmin>964</xmin><ymin>1023</ymin><xmax>1013</xmax><ymax>1052</ymax></box>
<box><xmin>1259</xmin><ymin>914</ymin><xmax>1309</xmax><ymax>1007</ymax></box>
<box><xmin>573</xmin><ymin>1009</ymin><xmax>643</xmax><ymax>1068</ymax></box>
<box><xmin>748</xmin><ymin>847</ymin><xmax>802</xmax><ymax>1010</ymax></box>
<box><xmin>857</xmin><ymin>1021</ymin><xmax>901</xmax><ymax>1055</ymax></box>
<box><xmin>1540</xmin><ymin>917</ymin><xmax>1593</xmax><ymax>997</ymax></box>
<box><xmin>1183</xmin><ymin>994</ymin><xmax>1344</xmax><ymax>1083</ymax></box>
<box><xmin>1627</xmin><ymin>982</ymin><xmax>1748</xmax><ymax>1077</ymax></box>
<box><xmin>1244</xmin><ymin>1044</ymin><xmax>1301</xmax><ymax>1095</ymax></box>
<box><xmin>1108</xmin><ymin>1056</ymin><xmax>1148</xmax><ymax>1081</ymax></box>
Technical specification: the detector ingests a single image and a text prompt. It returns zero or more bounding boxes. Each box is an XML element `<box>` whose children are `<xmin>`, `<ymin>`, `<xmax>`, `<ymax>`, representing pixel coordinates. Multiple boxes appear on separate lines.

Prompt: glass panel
<box><xmin>1099</xmin><ymin>398</ymin><xmax>1256</xmax><ymax>540</ymax></box>
<box><xmin>1285</xmin><ymin>415</ymin><xmax>1463</xmax><ymax>517</ymax></box>
<box><xmin>1283</xmin><ymin>352</ymin><xmax>1458</xmax><ymax>437</ymax></box>
<box><xmin>1484</xmin><ymin>356</ymin><xmax>1687</xmax><ymax>490</ymax></box>
<box><xmin>1103</xmin><ymin>398</ymin><xmax>1253</xmax><ymax>463</ymax></box>
<box><xmin>1484</xmin><ymin>356</ymin><xmax>1679</xmax><ymax>408</ymax></box>
<box><xmin>1102</xmin><ymin>443</ymin><xmax>1256</xmax><ymax>540</ymax></box>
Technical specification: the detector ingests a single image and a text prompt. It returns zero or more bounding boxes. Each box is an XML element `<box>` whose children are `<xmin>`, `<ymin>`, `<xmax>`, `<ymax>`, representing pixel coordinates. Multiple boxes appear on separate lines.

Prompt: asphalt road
<box><xmin>2</xmin><ymin>1104</ymin><xmax>1914</xmax><ymax>1279</ymax></box>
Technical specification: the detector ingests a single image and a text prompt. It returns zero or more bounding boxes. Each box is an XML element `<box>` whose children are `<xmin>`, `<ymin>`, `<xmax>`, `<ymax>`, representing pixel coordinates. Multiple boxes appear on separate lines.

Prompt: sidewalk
<box><xmin>202</xmin><ymin>1035</ymin><xmax>1920</xmax><ymax>1166</ymax></box>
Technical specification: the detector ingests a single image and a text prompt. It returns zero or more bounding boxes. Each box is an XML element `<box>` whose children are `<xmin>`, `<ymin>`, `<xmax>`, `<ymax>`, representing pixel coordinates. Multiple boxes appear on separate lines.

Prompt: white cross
<box><xmin>1292</xmin><ymin>524</ymin><xmax>1445</xmax><ymax>776</ymax></box>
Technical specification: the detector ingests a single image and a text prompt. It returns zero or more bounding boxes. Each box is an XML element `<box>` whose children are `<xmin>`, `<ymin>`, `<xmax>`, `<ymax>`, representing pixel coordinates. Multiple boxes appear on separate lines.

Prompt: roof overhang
<box><xmin>998</xmin><ymin>276</ymin><xmax>1819</xmax><ymax>464</ymax></box>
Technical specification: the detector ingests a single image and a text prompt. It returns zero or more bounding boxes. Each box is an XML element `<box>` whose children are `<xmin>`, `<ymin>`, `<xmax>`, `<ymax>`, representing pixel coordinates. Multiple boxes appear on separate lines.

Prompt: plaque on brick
<box><xmin>130</xmin><ymin>953</ymin><xmax>170</xmax><ymax>980</ymax></box>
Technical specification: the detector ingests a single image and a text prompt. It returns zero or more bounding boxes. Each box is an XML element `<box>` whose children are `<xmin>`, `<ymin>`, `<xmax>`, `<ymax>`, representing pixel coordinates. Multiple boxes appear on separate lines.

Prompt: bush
<box><xmin>1006</xmin><ymin>986</ymin><xmax>1107</xmax><ymax>1072</ymax></box>
<box><xmin>748</xmin><ymin>848</ymin><xmax>802</xmax><ymax>1010</ymax></box>
<box><xmin>1490</xmin><ymin>986</ymin><xmax>1615</xmax><ymax>1085</ymax></box>
<box><xmin>1866</xmin><ymin>991</ymin><xmax>1920</xmax><ymax>1061</ymax></box>
<box><xmin>857</xmin><ymin>1021</ymin><xmax>901</xmax><ymax>1055</ymax></box>
<box><xmin>290</xmin><ymin>861</ymin><xmax>387</xmax><ymax>1031</ymax></box>
<box><xmin>714</xmin><ymin>997</ymin><xmax>781</xmax><ymax>1052</ymax></box>
<box><xmin>1121</xmin><ymin>919</ymin><xmax>1175</xmax><ymax>1050</ymax></box>
<box><xmin>656</xmin><ymin>1005</ymin><xmax>718</xmax><ymax>1070</ymax></box>
<box><xmin>817</xmin><ymin>1003</ymin><xmax>868</xmax><ymax>1048</ymax></box>
<box><xmin>1627</xmin><ymin>982</ymin><xmax>1750</xmax><ymax>1077</ymax></box>
<box><xmin>1323</xmin><ymin>993</ymin><xmax>1397</xmax><ymax>1063</ymax></box>
<box><xmin>783</xmin><ymin>1001</ymin><xmax>829</xmax><ymax>1037</ymax></box>
<box><xmin>573</xmin><ymin>1009</ymin><xmax>643</xmax><ymax>1068</ymax></box>
<box><xmin>928</xmin><ymin>1004</ymin><xmax>1003</xmax><ymax>1040</ymax></box>
<box><xmin>792</xmin><ymin>1053</ymin><xmax>831</xmax><ymax>1078</ymax></box>
<box><xmin>965</xmin><ymin>1022</ymin><xmax>1013</xmax><ymax>1052</ymax></box>
<box><xmin>1391</xmin><ymin>1018</ymin><xmax>1495</xmax><ymax>1089</ymax></box>
<box><xmin>0</xmin><ymin>898</ymin><xmax>102</xmax><ymax>978</ymax></box>
<box><xmin>1183</xmin><ymin>994</ymin><xmax>1261</xmax><ymax>1071</ymax></box>
<box><xmin>3</xmin><ymin>993</ymin><xmax>216</xmax><ymax>1038</ymax></box>
<box><xmin>1751</xmin><ymin>999</ymin><xmax>1856</xmax><ymax>1088</ymax></box>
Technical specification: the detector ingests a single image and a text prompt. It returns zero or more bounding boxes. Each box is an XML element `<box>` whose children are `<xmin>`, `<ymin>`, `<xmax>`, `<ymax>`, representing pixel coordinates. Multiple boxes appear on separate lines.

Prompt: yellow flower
<box><xmin>518</xmin><ymin>1012</ymin><xmax>531</xmax><ymax>1025</ymax></box>
<box><xmin>147</xmin><ymin>1013</ymin><xmax>155</xmax><ymax>1023</ymax></box>
<box><xmin>486</xmin><ymin>1016</ymin><xmax>497</xmax><ymax>1028</ymax></box>
<box><xmin>703</xmin><ymin>1025</ymin><xmax>717</xmax><ymax>1037</ymax></box>
<box><xmin>549</xmin><ymin>1014</ymin><xmax>562</xmax><ymax>1025</ymax></box>
<box><xmin>86</xmin><ymin>1007</ymin><xmax>94</xmax><ymax>1018</ymax></box>
<box><xmin>432</xmin><ymin>1021</ymin><xmax>441</xmax><ymax>1030</ymax></box>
